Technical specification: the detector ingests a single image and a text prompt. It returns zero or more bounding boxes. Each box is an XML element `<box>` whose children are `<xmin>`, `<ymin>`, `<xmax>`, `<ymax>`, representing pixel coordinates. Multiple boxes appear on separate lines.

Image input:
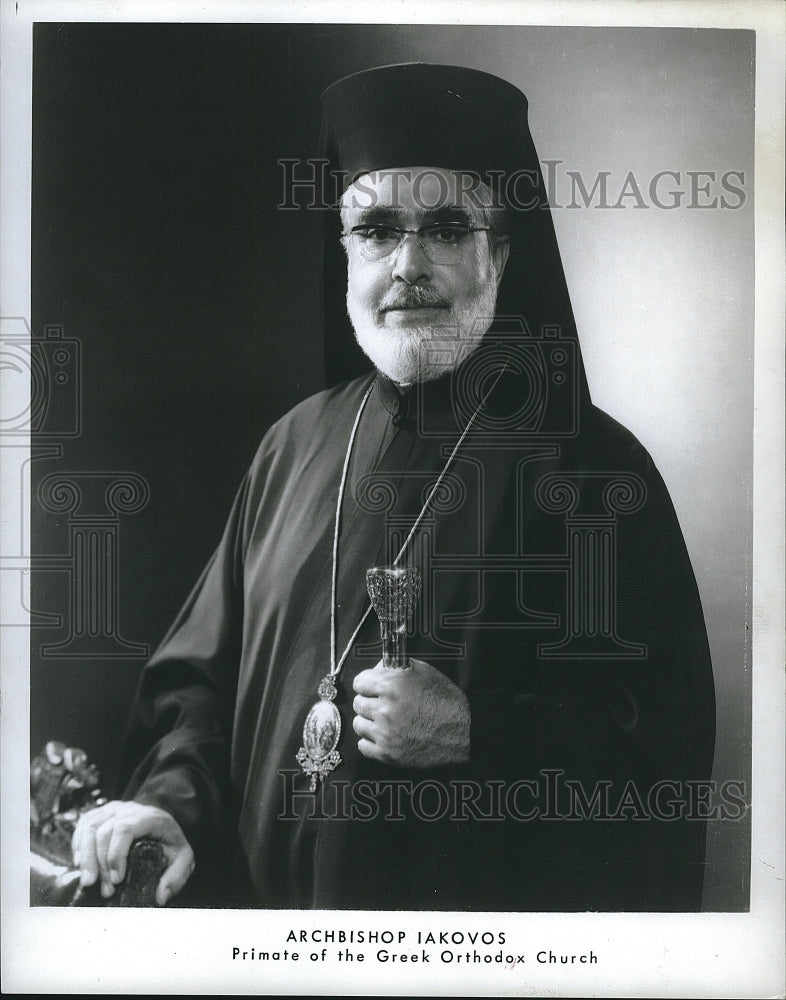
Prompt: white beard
<box><xmin>346</xmin><ymin>272</ymin><xmax>500</xmax><ymax>384</ymax></box>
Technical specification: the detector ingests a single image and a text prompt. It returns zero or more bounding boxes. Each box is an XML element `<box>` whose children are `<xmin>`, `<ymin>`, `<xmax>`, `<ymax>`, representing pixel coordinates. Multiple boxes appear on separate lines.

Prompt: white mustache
<box><xmin>379</xmin><ymin>287</ymin><xmax>451</xmax><ymax>311</ymax></box>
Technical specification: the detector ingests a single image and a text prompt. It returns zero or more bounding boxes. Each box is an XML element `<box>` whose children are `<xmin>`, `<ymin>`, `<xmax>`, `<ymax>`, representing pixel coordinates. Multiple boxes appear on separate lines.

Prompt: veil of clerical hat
<box><xmin>319</xmin><ymin>62</ymin><xmax>591</xmax><ymax>410</ymax></box>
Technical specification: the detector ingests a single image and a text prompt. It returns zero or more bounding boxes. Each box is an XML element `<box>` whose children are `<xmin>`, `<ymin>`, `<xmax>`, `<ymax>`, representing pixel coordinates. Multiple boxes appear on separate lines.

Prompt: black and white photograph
<box><xmin>2</xmin><ymin>1</ymin><xmax>783</xmax><ymax>996</ymax></box>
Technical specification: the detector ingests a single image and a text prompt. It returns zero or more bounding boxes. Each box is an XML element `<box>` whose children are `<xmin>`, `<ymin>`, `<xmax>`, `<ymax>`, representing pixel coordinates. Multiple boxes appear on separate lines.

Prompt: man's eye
<box><xmin>430</xmin><ymin>225</ymin><xmax>469</xmax><ymax>244</ymax></box>
<box><xmin>358</xmin><ymin>226</ymin><xmax>397</xmax><ymax>242</ymax></box>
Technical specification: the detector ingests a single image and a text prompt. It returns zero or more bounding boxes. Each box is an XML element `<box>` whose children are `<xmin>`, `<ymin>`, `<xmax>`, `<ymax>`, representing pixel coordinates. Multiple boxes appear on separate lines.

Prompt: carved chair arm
<box><xmin>30</xmin><ymin>741</ymin><xmax>166</xmax><ymax>907</ymax></box>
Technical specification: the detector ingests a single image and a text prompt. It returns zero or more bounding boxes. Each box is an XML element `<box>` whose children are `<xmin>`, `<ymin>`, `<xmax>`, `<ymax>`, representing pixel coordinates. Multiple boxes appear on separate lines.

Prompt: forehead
<box><xmin>341</xmin><ymin>166</ymin><xmax>481</xmax><ymax>220</ymax></box>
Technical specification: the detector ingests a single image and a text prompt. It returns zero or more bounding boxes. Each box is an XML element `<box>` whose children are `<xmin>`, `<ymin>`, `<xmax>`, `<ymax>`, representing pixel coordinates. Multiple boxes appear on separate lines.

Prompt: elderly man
<box><xmin>73</xmin><ymin>63</ymin><xmax>715</xmax><ymax>911</ymax></box>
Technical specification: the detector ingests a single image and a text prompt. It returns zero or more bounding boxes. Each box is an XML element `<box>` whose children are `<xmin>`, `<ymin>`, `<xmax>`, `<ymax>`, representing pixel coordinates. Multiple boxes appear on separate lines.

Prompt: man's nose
<box><xmin>390</xmin><ymin>233</ymin><xmax>433</xmax><ymax>285</ymax></box>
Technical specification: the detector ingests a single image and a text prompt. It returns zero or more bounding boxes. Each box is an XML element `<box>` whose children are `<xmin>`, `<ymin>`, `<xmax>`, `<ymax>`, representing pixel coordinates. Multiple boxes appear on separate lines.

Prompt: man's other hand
<box><xmin>352</xmin><ymin>658</ymin><xmax>470</xmax><ymax>768</ymax></box>
<box><xmin>71</xmin><ymin>801</ymin><xmax>195</xmax><ymax>905</ymax></box>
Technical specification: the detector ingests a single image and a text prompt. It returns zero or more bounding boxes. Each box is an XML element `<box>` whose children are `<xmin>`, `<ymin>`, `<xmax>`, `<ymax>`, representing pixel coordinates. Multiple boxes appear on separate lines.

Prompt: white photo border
<box><xmin>1</xmin><ymin>1</ymin><xmax>783</xmax><ymax>996</ymax></box>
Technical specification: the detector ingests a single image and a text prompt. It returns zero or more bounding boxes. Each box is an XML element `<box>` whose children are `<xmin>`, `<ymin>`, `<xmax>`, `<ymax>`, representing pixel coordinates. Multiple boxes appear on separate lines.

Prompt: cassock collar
<box><xmin>374</xmin><ymin>366</ymin><xmax>461</xmax><ymax>432</ymax></box>
<box><xmin>374</xmin><ymin>371</ymin><xmax>409</xmax><ymax>417</ymax></box>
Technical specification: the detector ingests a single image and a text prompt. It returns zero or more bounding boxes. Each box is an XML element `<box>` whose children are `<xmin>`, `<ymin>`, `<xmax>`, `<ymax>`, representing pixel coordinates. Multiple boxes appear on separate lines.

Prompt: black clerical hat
<box><xmin>320</xmin><ymin>62</ymin><xmax>534</xmax><ymax>186</ymax></box>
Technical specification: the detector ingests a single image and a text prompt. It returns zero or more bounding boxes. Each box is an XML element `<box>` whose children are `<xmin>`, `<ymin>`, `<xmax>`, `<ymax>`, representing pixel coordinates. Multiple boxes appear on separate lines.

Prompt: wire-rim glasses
<box><xmin>343</xmin><ymin>222</ymin><xmax>491</xmax><ymax>265</ymax></box>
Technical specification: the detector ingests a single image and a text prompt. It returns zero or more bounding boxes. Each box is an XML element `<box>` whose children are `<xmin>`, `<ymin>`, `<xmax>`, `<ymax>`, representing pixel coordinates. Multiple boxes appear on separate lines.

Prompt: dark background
<box><xmin>31</xmin><ymin>23</ymin><xmax>339</xmax><ymax>777</ymax></box>
<box><xmin>29</xmin><ymin>22</ymin><xmax>753</xmax><ymax>910</ymax></box>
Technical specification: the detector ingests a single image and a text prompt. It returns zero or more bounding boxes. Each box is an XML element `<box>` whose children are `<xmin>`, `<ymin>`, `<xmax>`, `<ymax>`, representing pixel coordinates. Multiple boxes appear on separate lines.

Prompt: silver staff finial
<box><xmin>365</xmin><ymin>565</ymin><xmax>421</xmax><ymax>669</ymax></box>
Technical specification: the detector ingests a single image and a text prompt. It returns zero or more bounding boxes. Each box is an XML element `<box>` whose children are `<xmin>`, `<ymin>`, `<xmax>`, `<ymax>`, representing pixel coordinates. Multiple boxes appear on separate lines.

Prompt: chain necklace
<box><xmin>296</xmin><ymin>367</ymin><xmax>505</xmax><ymax>789</ymax></box>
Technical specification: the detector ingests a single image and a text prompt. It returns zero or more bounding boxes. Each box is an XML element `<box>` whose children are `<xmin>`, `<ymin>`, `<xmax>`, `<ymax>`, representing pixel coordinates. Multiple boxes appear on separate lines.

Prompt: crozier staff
<box><xmin>73</xmin><ymin>63</ymin><xmax>715</xmax><ymax>911</ymax></box>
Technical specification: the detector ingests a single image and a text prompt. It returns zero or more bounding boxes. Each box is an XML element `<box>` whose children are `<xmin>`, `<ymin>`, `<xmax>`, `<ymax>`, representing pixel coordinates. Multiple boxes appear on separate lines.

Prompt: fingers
<box><xmin>357</xmin><ymin>737</ymin><xmax>384</xmax><ymax>761</ymax></box>
<box><xmin>101</xmin><ymin>807</ymin><xmax>163</xmax><ymax>885</ymax></box>
<box><xmin>157</xmin><ymin>844</ymin><xmax>196</xmax><ymax>906</ymax></box>
<box><xmin>73</xmin><ymin>802</ymin><xmax>125</xmax><ymax>892</ymax></box>
<box><xmin>352</xmin><ymin>693</ymin><xmax>376</xmax><ymax>720</ymax></box>
<box><xmin>355</xmin><ymin>660</ymin><xmax>425</xmax><ymax>697</ymax></box>
<box><xmin>352</xmin><ymin>657</ymin><xmax>469</xmax><ymax>768</ymax></box>
<box><xmin>71</xmin><ymin>800</ymin><xmax>195</xmax><ymax>904</ymax></box>
<box><xmin>94</xmin><ymin>814</ymin><xmax>121</xmax><ymax>897</ymax></box>
<box><xmin>352</xmin><ymin>665</ymin><xmax>386</xmax><ymax>696</ymax></box>
<box><xmin>352</xmin><ymin>713</ymin><xmax>374</xmax><ymax>740</ymax></box>
<box><xmin>72</xmin><ymin>801</ymin><xmax>120</xmax><ymax>888</ymax></box>
<box><xmin>104</xmin><ymin>817</ymin><xmax>140</xmax><ymax>888</ymax></box>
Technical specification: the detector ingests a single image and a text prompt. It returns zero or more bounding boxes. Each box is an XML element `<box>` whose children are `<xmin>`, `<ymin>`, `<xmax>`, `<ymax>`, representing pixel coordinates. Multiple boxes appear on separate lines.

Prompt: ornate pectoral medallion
<box><xmin>296</xmin><ymin>675</ymin><xmax>342</xmax><ymax>791</ymax></box>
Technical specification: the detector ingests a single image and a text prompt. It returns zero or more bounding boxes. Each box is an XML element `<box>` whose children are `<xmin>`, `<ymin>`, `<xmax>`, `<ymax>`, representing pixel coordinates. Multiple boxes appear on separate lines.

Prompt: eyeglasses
<box><xmin>342</xmin><ymin>222</ymin><xmax>491</xmax><ymax>265</ymax></box>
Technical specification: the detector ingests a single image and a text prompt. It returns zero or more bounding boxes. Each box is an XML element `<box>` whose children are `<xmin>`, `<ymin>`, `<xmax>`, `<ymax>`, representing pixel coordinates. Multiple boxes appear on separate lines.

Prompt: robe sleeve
<box><xmin>119</xmin><ymin>470</ymin><xmax>252</xmax><ymax>869</ymax></box>
<box><xmin>464</xmin><ymin>438</ymin><xmax>716</xmax><ymax>909</ymax></box>
<box><xmin>468</xmin><ymin>441</ymin><xmax>715</xmax><ymax>781</ymax></box>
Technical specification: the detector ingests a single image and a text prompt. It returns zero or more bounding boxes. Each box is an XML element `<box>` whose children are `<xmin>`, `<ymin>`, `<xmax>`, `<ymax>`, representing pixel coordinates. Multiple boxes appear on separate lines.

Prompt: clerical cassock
<box><xmin>121</xmin><ymin>63</ymin><xmax>715</xmax><ymax>912</ymax></box>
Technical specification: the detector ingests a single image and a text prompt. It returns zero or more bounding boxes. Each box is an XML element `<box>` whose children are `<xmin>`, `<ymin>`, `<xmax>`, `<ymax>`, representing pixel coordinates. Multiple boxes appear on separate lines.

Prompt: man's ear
<box><xmin>492</xmin><ymin>235</ymin><xmax>510</xmax><ymax>288</ymax></box>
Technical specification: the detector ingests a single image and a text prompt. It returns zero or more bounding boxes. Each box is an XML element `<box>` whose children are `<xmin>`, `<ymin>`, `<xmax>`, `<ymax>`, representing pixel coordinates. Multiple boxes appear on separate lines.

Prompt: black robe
<box><xmin>122</xmin><ymin>336</ymin><xmax>715</xmax><ymax>911</ymax></box>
